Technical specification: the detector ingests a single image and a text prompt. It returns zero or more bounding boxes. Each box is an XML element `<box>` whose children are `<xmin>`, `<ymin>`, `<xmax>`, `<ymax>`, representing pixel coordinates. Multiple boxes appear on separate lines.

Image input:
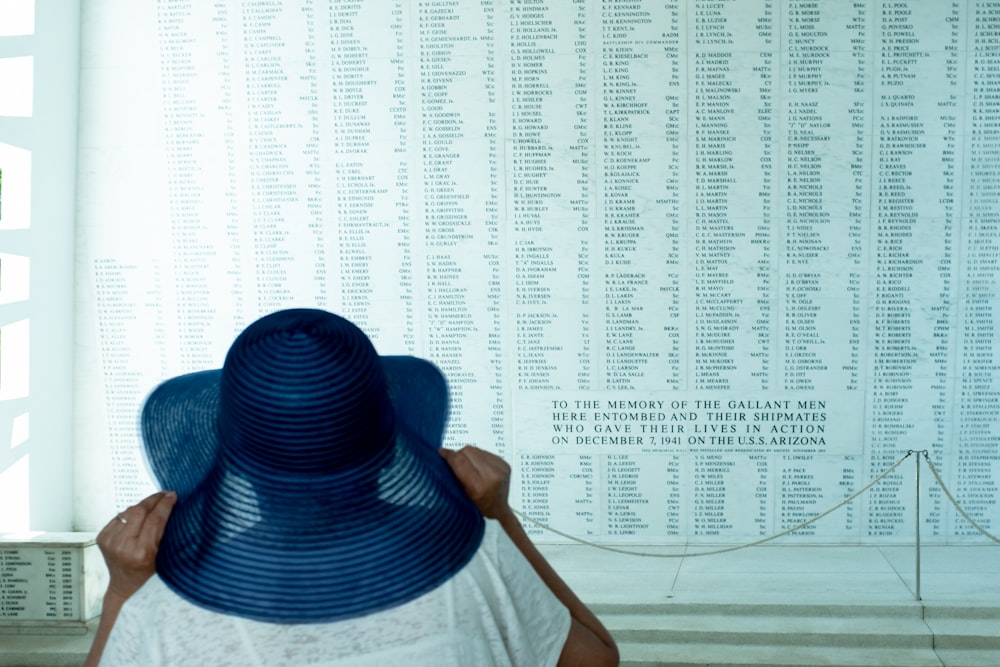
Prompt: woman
<box><xmin>86</xmin><ymin>308</ymin><xmax>618</xmax><ymax>666</ymax></box>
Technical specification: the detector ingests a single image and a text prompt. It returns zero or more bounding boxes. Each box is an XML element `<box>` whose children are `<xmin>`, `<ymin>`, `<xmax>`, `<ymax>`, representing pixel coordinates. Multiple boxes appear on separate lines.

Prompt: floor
<box><xmin>542</xmin><ymin>540</ymin><xmax>1000</xmax><ymax>666</ymax></box>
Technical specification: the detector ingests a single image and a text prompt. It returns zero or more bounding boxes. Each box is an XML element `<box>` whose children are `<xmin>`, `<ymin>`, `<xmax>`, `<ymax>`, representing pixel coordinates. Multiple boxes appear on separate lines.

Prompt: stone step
<box><xmin>617</xmin><ymin>641</ymin><xmax>946</xmax><ymax>667</ymax></box>
<box><xmin>594</xmin><ymin>602</ymin><xmax>1000</xmax><ymax>667</ymax></box>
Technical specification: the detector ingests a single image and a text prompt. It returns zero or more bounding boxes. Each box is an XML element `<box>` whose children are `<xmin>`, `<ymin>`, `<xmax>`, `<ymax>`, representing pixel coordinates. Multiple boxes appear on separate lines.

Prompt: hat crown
<box><xmin>217</xmin><ymin>309</ymin><xmax>395</xmax><ymax>472</ymax></box>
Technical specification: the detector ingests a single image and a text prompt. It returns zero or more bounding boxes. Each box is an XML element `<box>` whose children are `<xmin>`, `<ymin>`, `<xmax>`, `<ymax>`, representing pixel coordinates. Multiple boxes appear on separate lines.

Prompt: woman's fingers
<box><xmin>440</xmin><ymin>446</ymin><xmax>511</xmax><ymax>519</ymax></box>
<box><xmin>98</xmin><ymin>491</ymin><xmax>177</xmax><ymax>600</ymax></box>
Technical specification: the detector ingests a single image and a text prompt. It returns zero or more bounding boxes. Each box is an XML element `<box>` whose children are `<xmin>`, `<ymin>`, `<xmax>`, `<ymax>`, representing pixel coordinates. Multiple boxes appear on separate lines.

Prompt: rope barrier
<box><xmin>921</xmin><ymin>451</ymin><xmax>1000</xmax><ymax>545</ymax></box>
<box><xmin>511</xmin><ymin>449</ymin><xmax>997</xmax><ymax>557</ymax></box>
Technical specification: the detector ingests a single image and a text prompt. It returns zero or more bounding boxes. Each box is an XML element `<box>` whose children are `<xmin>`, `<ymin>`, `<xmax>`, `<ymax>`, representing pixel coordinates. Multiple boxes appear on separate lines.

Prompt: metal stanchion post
<box><xmin>914</xmin><ymin>450</ymin><xmax>922</xmax><ymax>601</ymax></box>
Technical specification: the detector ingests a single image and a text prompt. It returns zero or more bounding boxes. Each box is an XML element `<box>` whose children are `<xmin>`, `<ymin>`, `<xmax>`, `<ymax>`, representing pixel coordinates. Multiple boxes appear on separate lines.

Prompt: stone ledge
<box><xmin>0</xmin><ymin>619</ymin><xmax>94</xmax><ymax>667</ymax></box>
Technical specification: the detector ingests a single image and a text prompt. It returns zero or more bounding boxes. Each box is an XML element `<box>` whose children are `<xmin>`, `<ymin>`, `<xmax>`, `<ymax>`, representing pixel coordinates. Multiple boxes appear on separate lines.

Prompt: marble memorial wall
<box><xmin>73</xmin><ymin>0</ymin><xmax>1000</xmax><ymax>544</ymax></box>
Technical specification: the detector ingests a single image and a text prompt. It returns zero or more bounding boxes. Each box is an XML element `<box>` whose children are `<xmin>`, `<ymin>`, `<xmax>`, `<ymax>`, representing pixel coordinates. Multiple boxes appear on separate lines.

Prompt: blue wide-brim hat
<box><xmin>141</xmin><ymin>308</ymin><xmax>484</xmax><ymax>623</ymax></box>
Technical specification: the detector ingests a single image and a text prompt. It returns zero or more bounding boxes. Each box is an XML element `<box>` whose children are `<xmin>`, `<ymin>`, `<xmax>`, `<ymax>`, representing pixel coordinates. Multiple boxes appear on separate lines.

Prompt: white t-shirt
<box><xmin>100</xmin><ymin>519</ymin><xmax>571</xmax><ymax>666</ymax></box>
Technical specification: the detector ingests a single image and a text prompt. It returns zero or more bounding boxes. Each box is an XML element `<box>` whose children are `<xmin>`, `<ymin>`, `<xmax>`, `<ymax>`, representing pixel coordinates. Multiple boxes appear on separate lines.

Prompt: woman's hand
<box><xmin>97</xmin><ymin>490</ymin><xmax>177</xmax><ymax>602</ymax></box>
<box><xmin>86</xmin><ymin>491</ymin><xmax>177</xmax><ymax>667</ymax></box>
<box><xmin>439</xmin><ymin>445</ymin><xmax>513</xmax><ymax>521</ymax></box>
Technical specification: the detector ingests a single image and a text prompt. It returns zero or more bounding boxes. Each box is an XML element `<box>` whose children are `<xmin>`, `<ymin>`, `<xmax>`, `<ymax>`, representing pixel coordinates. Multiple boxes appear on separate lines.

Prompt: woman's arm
<box><xmin>440</xmin><ymin>446</ymin><xmax>620</xmax><ymax>667</ymax></box>
<box><xmin>84</xmin><ymin>491</ymin><xmax>176</xmax><ymax>667</ymax></box>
